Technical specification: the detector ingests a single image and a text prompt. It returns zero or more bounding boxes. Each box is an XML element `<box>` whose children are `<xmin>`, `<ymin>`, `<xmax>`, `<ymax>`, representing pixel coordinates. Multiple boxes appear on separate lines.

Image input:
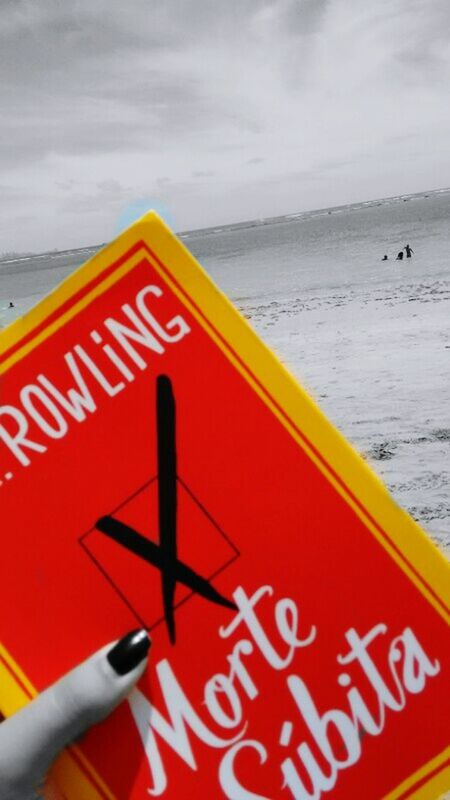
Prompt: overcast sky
<box><xmin>1</xmin><ymin>0</ymin><xmax>449</xmax><ymax>252</ymax></box>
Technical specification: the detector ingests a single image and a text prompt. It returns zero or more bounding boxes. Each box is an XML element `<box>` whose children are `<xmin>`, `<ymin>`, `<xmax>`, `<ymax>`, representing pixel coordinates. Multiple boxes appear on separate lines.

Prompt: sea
<box><xmin>1</xmin><ymin>188</ymin><xmax>449</xmax><ymax>554</ymax></box>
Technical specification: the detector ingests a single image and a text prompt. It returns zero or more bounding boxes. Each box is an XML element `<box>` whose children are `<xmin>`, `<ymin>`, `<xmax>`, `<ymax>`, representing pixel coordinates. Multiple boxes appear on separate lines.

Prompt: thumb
<box><xmin>0</xmin><ymin>629</ymin><xmax>151</xmax><ymax>800</ymax></box>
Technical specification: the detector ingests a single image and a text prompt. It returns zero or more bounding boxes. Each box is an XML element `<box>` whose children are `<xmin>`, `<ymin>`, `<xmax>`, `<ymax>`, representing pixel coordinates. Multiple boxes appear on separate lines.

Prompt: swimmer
<box><xmin>404</xmin><ymin>244</ymin><xmax>414</xmax><ymax>258</ymax></box>
<box><xmin>382</xmin><ymin>255</ymin><xmax>388</xmax><ymax>261</ymax></box>
<box><xmin>396</xmin><ymin>251</ymin><xmax>404</xmax><ymax>261</ymax></box>
<box><xmin>8</xmin><ymin>301</ymin><xmax>14</xmax><ymax>308</ymax></box>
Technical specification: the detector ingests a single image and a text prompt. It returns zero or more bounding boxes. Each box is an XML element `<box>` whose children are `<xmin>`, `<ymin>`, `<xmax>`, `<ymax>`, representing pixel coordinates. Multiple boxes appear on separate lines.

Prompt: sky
<box><xmin>1</xmin><ymin>0</ymin><xmax>450</xmax><ymax>253</ymax></box>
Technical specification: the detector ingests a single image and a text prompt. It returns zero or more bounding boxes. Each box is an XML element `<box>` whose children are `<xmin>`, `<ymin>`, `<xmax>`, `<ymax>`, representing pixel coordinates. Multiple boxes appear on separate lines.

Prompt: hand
<box><xmin>0</xmin><ymin>629</ymin><xmax>151</xmax><ymax>800</ymax></box>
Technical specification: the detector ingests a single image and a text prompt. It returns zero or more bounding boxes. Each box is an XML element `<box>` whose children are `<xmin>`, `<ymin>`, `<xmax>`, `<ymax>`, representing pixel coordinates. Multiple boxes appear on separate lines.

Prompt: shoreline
<box><xmin>2</xmin><ymin>185</ymin><xmax>450</xmax><ymax>266</ymax></box>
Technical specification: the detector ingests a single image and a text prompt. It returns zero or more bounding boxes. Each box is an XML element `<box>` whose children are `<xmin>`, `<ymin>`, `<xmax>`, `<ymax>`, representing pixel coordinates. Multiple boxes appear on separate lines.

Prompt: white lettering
<box><xmin>73</xmin><ymin>345</ymin><xmax>125</xmax><ymax>397</ymax></box>
<box><xmin>105</xmin><ymin>308</ymin><xmax>164</xmax><ymax>370</ymax></box>
<box><xmin>227</xmin><ymin>640</ymin><xmax>258</xmax><ymax>701</ymax></box>
<box><xmin>221</xmin><ymin>586</ymin><xmax>303</xmax><ymax>671</ymax></box>
<box><xmin>337</xmin><ymin>624</ymin><xmax>405</xmax><ymax>728</ymax></box>
<box><xmin>38</xmin><ymin>354</ymin><xmax>97</xmax><ymax>422</ymax></box>
<box><xmin>20</xmin><ymin>384</ymin><xmax>68</xmax><ymax>439</ymax></box>
<box><xmin>0</xmin><ymin>405</ymin><xmax>46</xmax><ymax>465</ymax></box>
<box><xmin>219</xmin><ymin>740</ymin><xmax>270</xmax><ymax>800</ymax></box>
<box><xmin>128</xmin><ymin>659</ymin><xmax>244</xmax><ymax>796</ymax></box>
<box><xmin>204</xmin><ymin>674</ymin><xmax>243</xmax><ymax>729</ymax></box>
<box><xmin>136</xmin><ymin>285</ymin><xmax>191</xmax><ymax>343</ymax></box>
<box><xmin>391</xmin><ymin>628</ymin><xmax>440</xmax><ymax>694</ymax></box>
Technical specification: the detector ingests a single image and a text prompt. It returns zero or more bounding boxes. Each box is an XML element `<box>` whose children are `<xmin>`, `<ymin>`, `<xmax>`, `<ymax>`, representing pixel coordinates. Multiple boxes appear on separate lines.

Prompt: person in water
<box><xmin>396</xmin><ymin>251</ymin><xmax>404</xmax><ymax>260</ymax></box>
<box><xmin>8</xmin><ymin>301</ymin><xmax>14</xmax><ymax>308</ymax></box>
<box><xmin>404</xmin><ymin>244</ymin><xmax>414</xmax><ymax>258</ymax></box>
<box><xmin>382</xmin><ymin>255</ymin><xmax>388</xmax><ymax>261</ymax></box>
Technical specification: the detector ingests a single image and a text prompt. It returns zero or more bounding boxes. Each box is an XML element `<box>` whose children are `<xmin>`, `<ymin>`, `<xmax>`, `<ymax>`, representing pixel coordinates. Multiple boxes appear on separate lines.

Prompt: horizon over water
<box><xmin>1</xmin><ymin>185</ymin><xmax>449</xmax><ymax>262</ymax></box>
<box><xmin>1</xmin><ymin>187</ymin><xmax>450</xmax><ymax>554</ymax></box>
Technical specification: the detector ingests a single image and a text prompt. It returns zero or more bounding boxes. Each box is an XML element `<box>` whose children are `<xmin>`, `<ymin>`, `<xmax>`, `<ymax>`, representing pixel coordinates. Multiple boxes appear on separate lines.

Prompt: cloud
<box><xmin>1</xmin><ymin>0</ymin><xmax>449</xmax><ymax>251</ymax></box>
<box><xmin>0</xmin><ymin>1</ymin><xmax>246</xmax><ymax>172</ymax></box>
<box><xmin>252</xmin><ymin>0</ymin><xmax>330</xmax><ymax>39</ymax></box>
<box><xmin>191</xmin><ymin>169</ymin><xmax>214</xmax><ymax>178</ymax></box>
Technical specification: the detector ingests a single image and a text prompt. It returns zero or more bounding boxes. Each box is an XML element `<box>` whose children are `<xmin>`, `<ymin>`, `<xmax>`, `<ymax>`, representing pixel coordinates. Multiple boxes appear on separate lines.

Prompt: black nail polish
<box><xmin>107</xmin><ymin>629</ymin><xmax>151</xmax><ymax>676</ymax></box>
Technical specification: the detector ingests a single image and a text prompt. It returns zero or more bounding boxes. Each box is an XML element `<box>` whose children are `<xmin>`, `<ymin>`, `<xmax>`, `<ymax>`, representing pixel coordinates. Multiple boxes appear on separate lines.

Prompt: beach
<box><xmin>1</xmin><ymin>188</ymin><xmax>449</xmax><ymax>554</ymax></box>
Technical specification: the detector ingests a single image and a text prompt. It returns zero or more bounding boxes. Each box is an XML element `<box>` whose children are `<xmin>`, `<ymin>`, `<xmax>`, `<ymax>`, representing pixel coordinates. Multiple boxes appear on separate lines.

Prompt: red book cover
<box><xmin>0</xmin><ymin>214</ymin><xmax>448</xmax><ymax>799</ymax></box>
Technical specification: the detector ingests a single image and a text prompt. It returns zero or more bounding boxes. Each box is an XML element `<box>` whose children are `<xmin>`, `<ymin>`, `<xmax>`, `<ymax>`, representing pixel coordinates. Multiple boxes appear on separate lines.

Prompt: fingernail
<box><xmin>107</xmin><ymin>629</ymin><xmax>151</xmax><ymax>676</ymax></box>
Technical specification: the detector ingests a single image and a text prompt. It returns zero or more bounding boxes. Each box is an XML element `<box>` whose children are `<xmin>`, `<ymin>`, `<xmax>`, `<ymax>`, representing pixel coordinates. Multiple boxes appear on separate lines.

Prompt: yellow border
<box><xmin>383</xmin><ymin>748</ymin><xmax>450</xmax><ymax>800</ymax></box>
<box><xmin>1</xmin><ymin>212</ymin><xmax>449</xmax><ymax>799</ymax></box>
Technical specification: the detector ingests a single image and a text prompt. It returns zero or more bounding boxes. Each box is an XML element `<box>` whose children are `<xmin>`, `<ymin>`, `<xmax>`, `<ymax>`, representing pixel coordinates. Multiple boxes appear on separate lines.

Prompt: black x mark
<box><xmin>96</xmin><ymin>375</ymin><xmax>236</xmax><ymax>644</ymax></box>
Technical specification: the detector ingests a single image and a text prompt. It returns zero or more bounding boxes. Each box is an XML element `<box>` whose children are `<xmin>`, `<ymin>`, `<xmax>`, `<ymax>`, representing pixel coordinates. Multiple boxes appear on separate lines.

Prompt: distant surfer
<box><xmin>381</xmin><ymin>255</ymin><xmax>388</xmax><ymax>261</ymax></box>
<box><xmin>396</xmin><ymin>251</ymin><xmax>404</xmax><ymax>261</ymax></box>
<box><xmin>8</xmin><ymin>301</ymin><xmax>14</xmax><ymax>308</ymax></box>
<box><xmin>404</xmin><ymin>244</ymin><xmax>414</xmax><ymax>258</ymax></box>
